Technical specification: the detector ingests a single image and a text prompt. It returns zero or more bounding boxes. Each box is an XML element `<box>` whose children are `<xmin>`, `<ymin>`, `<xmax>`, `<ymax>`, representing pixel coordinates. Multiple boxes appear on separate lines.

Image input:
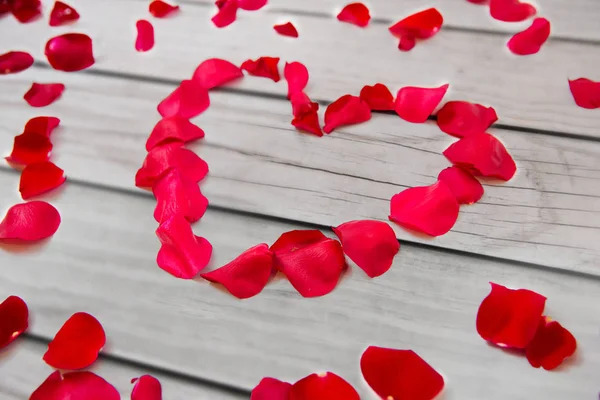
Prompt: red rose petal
<box><xmin>0</xmin><ymin>295</ymin><xmax>28</xmax><ymax>350</ymax></box>
<box><xmin>397</xmin><ymin>35</ymin><xmax>417</xmax><ymax>52</ymax></box>
<box><xmin>211</xmin><ymin>0</ymin><xmax>238</xmax><ymax>28</ymax></box>
<box><xmin>146</xmin><ymin>117</ymin><xmax>205</xmax><ymax>151</ymax></box>
<box><xmin>135</xmin><ymin>143</ymin><xmax>209</xmax><ymax>188</ymax></box>
<box><xmin>11</xmin><ymin>0</ymin><xmax>41</xmax><ymax>23</ymax></box>
<box><xmin>45</xmin><ymin>33</ymin><xmax>95</xmax><ymax>72</ymax></box>
<box><xmin>192</xmin><ymin>58</ymin><xmax>243</xmax><ymax>89</ymax></box>
<box><xmin>568</xmin><ymin>78</ymin><xmax>600</xmax><ymax>109</ymax></box>
<box><xmin>156</xmin><ymin>214</ymin><xmax>212</xmax><ymax>279</ymax></box>
<box><xmin>443</xmin><ymin>133</ymin><xmax>516</xmax><ymax>181</ymax></box>
<box><xmin>525</xmin><ymin>317</ymin><xmax>577</xmax><ymax>370</ymax></box>
<box><xmin>0</xmin><ymin>201</ymin><xmax>60</xmax><ymax>242</ymax></box>
<box><xmin>361</xmin><ymin>346</ymin><xmax>444</xmax><ymax>400</ymax></box>
<box><xmin>507</xmin><ymin>17</ymin><xmax>550</xmax><ymax>56</ymax></box>
<box><xmin>490</xmin><ymin>0</ymin><xmax>536</xmax><ymax>22</ymax></box>
<box><xmin>333</xmin><ymin>220</ymin><xmax>399</xmax><ymax>278</ymax></box>
<box><xmin>274</xmin><ymin>22</ymin><xmax>298</xmax><ymax>38</ymax></box>
<box><xmin>270</xmin><ymin>230</ymin><xmax>346</xmax><ymax>298</ymax></box>
<box><xmin>23</xmin><ymin>83</ymin><xmax>65</xmax><ymax>107</ymax></box>
<box><xmin>6</xmin><ymin>132</ymin><xmax>53</xmax><ymax>166</ymax></box>
<box><xmin>49</xmin><ymin>1</ymin><xmax>80</xmax><ymax>26</ymax></box>
<box><xmin>336</xmin><ymin>3</ymin><xmax>370</xmax><ymax>27</ymax></box>
<box><xmin>389</xmin><ymin>181</ymin><xmax>459</xmax><ymax>237</ymax></box>
<box><xmin>0</xmin><ymin>51</ymin><xmax>34</xmax><ymax>74</ymax></box>
<box><xmin>238</xmin><ymin>0</ymin><xmax>267</xmax><ymax>10</ymax></box>
<box><xmin>201</xmin><ymin>243</ymin><xmax>274</xmax><ymax>299</ymax></box>
<box><xmin>44</xmin><ymin>312</ymin><xmax>106</xmax><ymax>370</ymax></box>
<box><xmin>289</xmin><ymin>372</ymin><xmax>359</xmax><ymax>400</ymax></box>
<box><xmin>149</xmin><ymin>0</ymin><xmax>179</xmax><ymax>18</ymax></box>
<box><xmin>359</xmin><ymin>83</ymin><xmax>395</xmax><ymax>111</ymax></box>
<box><xmin>157</xmin><ymin>79</ymin><xmax>210</xmax><ymax>119</ymax></box>
<box><xmin>284</xmin><ymin>61</ymin><xmax>308</xmax><ymax>98</ymax></box>
<box><xmin>323</xmin><ymin>94</ymin><xmax>371</xmax><ymax>133</ymax></box>
<box><xmin>291</xmin><ymin>92</ymin><xmax>319</xmax><ymax>116</ymax></box>
<box><xmin>436</xmin><ymin>101</ymin><xmax>498</xmax><ymax>138</ymax></box>
<box><xmin>30</xmin><ymin>371</ymin><xmax>120</xmax><ymax>400</ymax></box>
<box><xmin>19</xmin><ymin>161</ymin><xmax>66</xmax><ymax>200</ymax></box>
<box><xmin>394</xmin><ymin>84</ymin><xmax>448</xmax><ymax>123</ymax></box>
<box><xmin>241</xmin><ymin>57</ymin><xmax>280</xmax><ymax>82</ymax></box>
<box><xmin>24</xmin><ymin>116</ymin><xmax>61</xmax><ymax>137</ymax></box>
<box><xmin>131</xmin><ymin>375</ymin><xmax>162</xmax><ymax>400</ymax></box>
<box><xmin>251</xmin><ymin>377</ymin><xmax>291</xmax><ymax>400</ymax></box>
<box><xmin>135</xmin><ymin>20</ymin><xmax>155</xmax><ymax>52</ymax></box>
<box><xmin>476</xmin><ymin>282</ymin><xmax>546</xmax><ymax>348</ymax></box>
<box><xmin>437</xmin><ymin>166</ymin><xmax>484</xmax><ymax>205</ymax></box>
<box><xmin>152</xmin><ymin>168</ymin><xmax>208</xmax><ymax>223</ymax></box>
<box><xmin>389</xmin><ymin>8</ymin><xmax>443</xmax><ymax>51</ymax></box>
<box><xmin>467</xmin><ymin>0</ymin><xmax>488</xmax><ymax>3</ymax></box>
<box><xmin>290</xmin><ymin>92</ymin><xmax>322</xmax><ymax>136</ymax></box>
<box><xmin>0</xmin><ymin>1</ymin><xmax>10</xmax><ymax>16</ymax></box>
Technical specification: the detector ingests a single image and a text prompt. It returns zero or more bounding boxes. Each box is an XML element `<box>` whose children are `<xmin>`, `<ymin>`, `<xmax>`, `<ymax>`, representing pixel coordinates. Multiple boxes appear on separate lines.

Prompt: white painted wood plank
<box><xmin>1</xmin><ymin>68</ymin><xmax>599</xmax><ymax>273</ymax></box>
<box><xmin>1</xmin><ymin>0</ymin><xmax>600</xmax><ymax>137</ymax></box>
<box><xmin>0</xmin><ymin>170</ymin><xmax>598</xmax><ymax>399</ymax></box>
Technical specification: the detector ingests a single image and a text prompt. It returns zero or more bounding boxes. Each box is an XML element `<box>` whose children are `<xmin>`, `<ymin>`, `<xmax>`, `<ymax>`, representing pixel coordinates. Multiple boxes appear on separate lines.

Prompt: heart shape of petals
<box><xmin>490</xmin><ymin>0</ymin><xmax>536</xmax><ymax>22</ymax></box>
<box><xmin>152</xmin><ymin>168</ymin><xmax>208</xmax><ymax>223</ymax></box>
<box><xmin>156</xmin><ymin>214</ymin><xmax>212</xmax><ymax>279</ymax></box>
<box><xmin>568</xmin><ymin>78</ymin><xmax>600</xmax><ymax>109</ymax></box>
<box><xmin>30</xmin><ymin>371</ymin><xmax>120</xmax><ymax>400</ymax></box>
<box><xmin>19</xmin><ymin>161</ymin><xmax>66</xmax><ymax>199</ymax></box>
<box><xmin>507</xmin><ymin>18</ymin><xmax>550</xmax><ymax>56</ymax></box>
<box><xmin>476</xmin><ymin>282</ymin><xmax>546</xmax><ymax>349</ymax></box>
<box><xmin>238</xmin><ymin>0</ymin><xmax>267</xmax><ymax>11</ymax></box>
<box><xmin>360</xmin><ymin>83</ymin><xmax>395</xmax><ymax>111</ymax></box>
<box><xmin>336</xmin><ymin>3</ymin><xmax>370</xmax><ymax>27</ymax></box>
<box><xmin>158</xmin><ymin>79</ymin><xmax>210</xmax><ymax>119</ymax></box>
<box><xmin>361</xmin><ymin>346</ymin><xmax>445</xmax><ymax>400</ymax></box>
<box><xmin>24</xmin><ymin>116</ymin><xmax>61</xmax><ymax>137</ymax></box>
<box><xmin>241</xmin><ymin>57</ymin><xmax>281</xmax><ymax>82</ymax></box>
<box><xmin>395</xmin><ymin>84</ymin><xmax>448</xmax><ymax>123</ymax></box>
<box><xmin>290</xmin><ymin>92</ymin><xmax>322</xmax><ymax>136</ymax></box>
<box><xmin>436</xmin><ymin>101</ymin><xmax>498</xmax><ymax>138</ymax></box>
<box><xmin>274</xmin><ymin>22</ymin><xmax>298</xmax><ymax>38</ymax></box>
<box><xmin>333</xmin><ymin>220</ymin><xmax>399</xmax><ymax>278</ymax></box>
<box><xmin>131</xmin><ymin>375</ymin><xmax>162</xmax><ymax>400</ymax></box>
<box><xmin>45</xmin><ymin>33</ymin><xmax>95</xmax><ymax>72</ymax></box>
<box><xmin>525</xmin><ymin>317</ymin><xmax>577</xmax><ymax>370</ymax></box>
<box><xmin>212</xmin><ymin>0</ymin><xmax>238</xmax><ymax>28</ymax></box>
<box><xmin>149</xmin><ymin>0</ymin><xmax>179</xmax><ymax>18</ymax></box>
<box><xmin>0</xmin><ymin>51</ymin><xmax>34</xmax><ymax>74</ymax></box>
<box><xmin>49</xmin><ymin>1</ymin><xmax>80</xmax><ymax>26</ymax></box>
<box><xmin>192</xmin><ymin>58</ymin><xmax>243</xmax><ymax>89</ymax></box>
<box><xmin>146</xmin><ymin>117</ymin><xmax>205</xmax><ymax>151</ymax></box>
<box><xmin>289</xmin><ymin>372</ymin><xmax>359</xmax><ymax>400</ymax></box>
<box><xmin>443</xmin><ymin>133</ymin><xmax>517</xmax><ymax>181</ymax></box>
<box><xmin>0</xmin><ymin>201</ymin><xmax>61</xmax><ymax>242</ymax></box>
<box><xmin>437</xmin><ymin>166</ymin><xmax>484</xmax><ymax>205</ymax></box>
<box><xmin>201</xmin><ymin>243</ymin><xmax>274</xmax><ymax>299</ymax></box>
<box><xmin>389</xmin><ymin>8</ymin><xmax>443</xmax><ymax>51</ymax></box>
<box><xmin>323</xmin><ymin>94</ymin><xmax>371</xmax><ymax>133</ymax></box>
<box><xmin>6</xmin><ymin>132</ymin><xmax>53</xmax><ymax>166</ymax></box>
<box><xmin>23</xmin><ymin>83</ymin><xmax>65</xmax><ymax>107</ymax></box>
<box><xmin>284</xmin><ymin>61</ymin><xmax>308</xmax><ymax>98</ymax></box>
<box><xmin>389</xmin><ymin>181</ymin><xmax>459</xmax><ymax>237</ymax></box>
<box><xmin>0</xmin><ymin>295</ymin><xmax>29</xmax><ymax>350</ymax></box>
<box><xmin>251</xmin><ymin>377</ymin><xmax>292</xmax><ymax>400</ymax></box>
<box><xmin>136</xmin><ymin>20</ymin><xmax>155</xmax><ymax>52</ymax></box>
<box><xmin>11</xmin><ymin>0</ymin><xmax>41</xmax><ymax>23</ymax></box>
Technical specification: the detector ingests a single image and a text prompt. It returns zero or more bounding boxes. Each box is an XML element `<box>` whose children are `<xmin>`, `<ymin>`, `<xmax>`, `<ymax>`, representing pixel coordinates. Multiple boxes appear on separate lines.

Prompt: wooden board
<box><xmin>1</xmin><ymin>68</ymin><xmax>600</xmax><ymax>274</ymax></box>
<box><xmin>1</xmin><ymin>0</ymin><xmax>600</xmax><ymax>137</ymax></box>
<box><xmin>0</xmin><ymin>169</ymin><xmax>599</xmax><ymax>399</ymax></box>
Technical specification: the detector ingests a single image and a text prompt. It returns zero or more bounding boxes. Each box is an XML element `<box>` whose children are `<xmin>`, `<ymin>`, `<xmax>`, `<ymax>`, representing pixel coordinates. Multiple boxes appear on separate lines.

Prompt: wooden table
<box><xmin>1</xmin><ymin>0</ymin><xmax>599</xmax><ymax>398</ymax></box>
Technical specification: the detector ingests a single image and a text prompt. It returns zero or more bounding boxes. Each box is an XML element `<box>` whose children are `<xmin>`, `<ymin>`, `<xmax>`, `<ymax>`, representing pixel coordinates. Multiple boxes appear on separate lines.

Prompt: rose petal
<box><xmin>398</xmin><ymin>35</ymin><xmax>417</xmax><ymax>51</ymax></box>
<box><xmin>467</xmin><ymin>0</ymin><xmax>488</xmax><ymax>3</ymax></box>
<box><xmin>24</xmin><ymin>116</ymin><xmax>61</xmax><ymax>137</ymax></box>
<box><xmin>0</xmin><ymin>0</ymin><xmax>10</xmax><ymax>16</ymax></box>
<box><xmin>11</xmin><ymin>0</ymin><xmax>41</xmax><ymax>23</ymax></box>
<box><xmin>149</xmin><ymin>0</ymin><xmax>179</xmax><ymax>18</ymax></box>
<box><xmin>568</xmin><ymin>78</ymin><xmax>600</xmax><ymax>109</ymax></box>
<box><xmin>6</xmin><ymin>132</ymin><xmax>53</xmax><ymax>166</ymax></box>
<box><xmin>436</xmin><ymin>101</ymin><xmax>497</xmax><ymax>138</ymax></box>
<box><xmin>23</xmin><ymin>83</ymin><xmax>65</xmax><ymax>107</ymax></box>
<box><xmin>157</xmin><ymin>79</ymin><xmax>210</xmax><ymax>119</ymax></box>
<box><xmin>274</xmin><ymin>22</ymin><xmax>298</xmax><ymax>38</ymax></box>
<box><xmin>152</xmin><ymin>168</ymin><xmax>208</xmax><ymax>223</ymax></box>
<box><xmin>49</xmin><ymin>1</ymin><xmax>80</xmax><ymax>26</ymax></box>
<box><xmin>270</xmin><ymin>230</ymin><xmax>346</xmax><ymax>297</ymax></box>
<box><xmin>156</xmin><ymin>214</ymin><xmax>212</xmax><ymax>279</ymax></box>
<box><xmin>336</xmin><ymin>3</ymin><xmax>370</xmax><ymax>27</ymax></box>
<box><xmin>192</xmin><ymin>58</ymin><xmax>243</xmax><ymax>89</ymax></box>
<box><xmin>389</xmin><ymin>8</ymin><xmax>443</xmax><ymax>50</ymax></box>
<box><xmin>238</xmin><ymin>0</ymin><xmax>267</xmax><ymax>10</ymax></box>
<box><xmin>394</xmin><ymin>84</ymin><xmax>448</xmax><ymax>123</ymax></box>
<box><xmin>525</xmin><ymin>317</ymin><xmax>577</xmax><ymax>370</ymax></box>
<box><xmin>291</xmin><ymin>91</ymin><xmax>319</xmax><ymax>116</ymax></box>
<box><xmin>241</xmin><ymin>57</ymin><xmax>280</xmax><ymax>82</ymax></box>
<box><xmin>389</xmin><ymin>181</ymin><xmax>459</xmax><ymax>237</ymax></box>
<box><xmin>44</xmin><ymin>312</ymin><xmax>106</xmax><ymax>370</ymax></box>
<box><xmin>131</xmin><ymin>375</ymin><xmax>162</xmax><ymax>400</ymax></box>
<box><xmin>135</xmin><ymin>20</ymin><xmax>155</xmax><ymax>52</ymax></box>
<box><xmin>45</xmin><ymin>33</ymin><xmax>95</xmax><ymax>72</ymax></box>
<box><xmin>361</xmin><ymin>346</ymin><xmax>444</xmax><ymax>400</ymax></box>
<box><xmin>0</xmin><ymin>201</ymin><xmax>60</xmax><ymax>242</ymax></box>
<box><xmin>443</xmin><ymin>133</ymin><xmax>516</xmax><ymax>181</ymax></box>
<box><xmin>19</xmin><ymin>161</ymin><xmax>66</xmax><ymax>200</ymax></box>
<box><xmin>211</xmin><ymin>0</ymin><xmax>238</xmax><ymax>28</ymax></box>
<box><xmin>323</xmin><ymin>94</ymin><xmax>371</xmax><ymax>133</ymax></box>
<box><xmin>146</xmin><ymin>117</ymin><xmax>205</xmax><ymax>151</ymax></box>
<box><xmin>437</xmin><ymin>166</ymin><xmax>483</xmax><ymax>205</ymax></box>
<box><xmin>490</xmin><ymin>0</ymin><xmax>536</xmax><ymax>22</ymax></box>
<box><xmin>290</xmin><ymin>92</ymin><xmax>322</xmax><ymax>136</ymax></box>
<box><xmin>476</xmin><ymin>282</ymin><xmax>546</xmax><ymax>349</ymax></box>
<box><xmin>507</xmin><ymin>17</ymin><xmax>550</xmax><ymax>56</ymax></box>
<box><xmin>289</xmin><ymin>372</ymin><xmax>359</xmax><ymax>400</ymax></box>
<box><xmin>0</xmin><ymin>51</ymin><xmax>34</xmax><ymax>74</ymax></box>
<box><xmin>0</xmin><ymin>295</ymin><xmax>28</xmax><ymax>350</ymax></box>
<box><xmin>284</xmin><ymin>61</ymin><xmax>308</xmax><ymax>98</ymax></box>
<box><xmin>359</xmin><ymin>83</ymin><xmax>395</xmax><ymax>111</ymax></box>
<box><xmin>201</xmin><ymin>243</ymin><xmax>274</xmax><ymax>299</ymax></box>
<box><xmin>251</xmin><ymin>377</ymin><xmax>291</xmax><ymax>400</ymax></box>
<box><xmin>30</xmin><ymin>371</ymin><xmax>120</xmax><ymax>400</ymax></box>
<box><xmin>333</xmin><ymin>220</ymin><xmax>399</xmax><ymax>278</ymax></box>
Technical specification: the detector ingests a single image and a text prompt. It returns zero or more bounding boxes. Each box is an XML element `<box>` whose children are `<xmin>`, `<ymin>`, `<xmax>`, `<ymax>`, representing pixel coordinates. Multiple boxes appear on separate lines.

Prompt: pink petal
<box><xmin>135</xmin><ymin>20</ymin><xmax>155</xmax><ymax>52</ymax></box>
<box><xmin>437</xmin><ymin>166</ymin><xmax>484</xmax><ymax>204</ymax></box>
<box><xmin>507</xmin><ymin>17</ymin><xmax>550</xmax><ymax>56</ymax></box>
<box><xmin>395</xmin><ymin>84</ymin><xmax>449</xmax><ymax>123</ymax></box>
<box><xmin>336</xmin><ymin>3</ymin><xmax>370</xmax><ymax>27</ymax></box>
<box><xmin>152</xmin><ymin>168</ymin><xmax>208</xmax><ymax>223</ymax></box>
<box><xmin>251</xmin><ymin>377</ymin><xmax>291</xmax><ymax>400</ymax></box>
<box><xmin>49</xmin><ymin>1</ymin><xmax>80</xmax><ymax>27</ymax></box>
<box><xmin>568</xmin><ymin>78</ymin><xmax>600</xmax><ymax>109</ymax></box>
<box><xmin>359</xmin><ymin>83</ymin><xmax>395</xmax><ymax>111</ymax></box>
<box><xmin>149</xmin><ymin>0</ymin><xmax>179</xmax><ymax>18</ymax></box>
<box><xmin>192</xmin><ymin>58</ymin><xmax>243</xmax><ymax>89</ymax></box>
<box><xmin>30</xmin><ymin>371</ymin><xmax>119</xmax><ymax>400</ymax></box>
<box><xmin>274</xmin><ymin>22</ymin><xmax>298</xmax><ymax>38</ymax></box>
<box><xmin>157</xmin><ymin>79</ymin><xmax>210</xmax><ymax>119</ymax></box>
<box><xmin>0</xmin><ymin>201</ymin><xmax>61</xmax><ymax>242</ymax></box>
<box><xmin>241</xmin><ymin>57</ymin><xmax>280</xmax><ymax>82</ymax></box>
<box><xmin>23</xmin><ymin>83</ymin><xmax>65</xmax><ymax>107</ymax></box>
<box><xmin>11</xmin><ymin>0</ymin><xmax>41</xmax><ymax>23</ymax></box>
<box><xmin>0</xmin><ymin>51</ymin><xmax>34</xmax><ymax>74</ymax></box>
<box><xmin>146</xmin><ymin>117</ymin><xmax>205</xmax><ymax>151</ymax></box>
<box><xmin>238</xmin><ymin>0</ymin><xmax>267</xmax><ymax>11</ymax></box>
<box><xmin>323</xmin><ymin>94</ymin><xmax>371</xmax><ymax>133</ymax></box>
<box><xmin>490</xmin><ymin>0</ymin><xmax>536</xmax><ymax>22</ymax></box>
<box><xmin>211</xmin><ymin>0</ymin><xmax>238</xmax><ymax>28</ymax></box>
<box><xmin>436</xmin><ymin>101</ymin><xmax>498</xmax><ymax>138</ymax></box>
<box><xmin>131</xmin><ymin>375</ymin><xmax>162</xmax><ymax>400</ymax></box>
<box><xmin>45</xmin><ymin>33</ymin><xmax>95</xmax><ymax>72</ymax></box>
<box><xmin>284</xmin><ymin>61</ymin><xmax>308</xmax><ymax>98</ymax></box>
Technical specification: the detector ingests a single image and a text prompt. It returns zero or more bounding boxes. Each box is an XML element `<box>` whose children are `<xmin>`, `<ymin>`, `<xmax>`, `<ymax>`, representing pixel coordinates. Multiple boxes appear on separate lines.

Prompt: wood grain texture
<box><xmin>0</xmin><ymin>170</ymin><xmax>598</xmax><ymax>399</ymax></box>
<box><xmin>1</xmin><ymin>68</ymin><xmax>599</xmax><ymax>274</ymax></box>
<box><xmin>1</xmin><ymin>0</ymin><xmax>600</xmax><ymax>137</ymax></box>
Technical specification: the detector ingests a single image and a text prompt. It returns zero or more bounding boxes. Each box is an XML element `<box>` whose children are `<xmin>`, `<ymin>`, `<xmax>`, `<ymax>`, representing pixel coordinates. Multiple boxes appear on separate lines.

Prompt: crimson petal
<box><xmin>149</xmin><ymin>0</ymin><xmax>179</xmax><ymax>18</ymax></box>
<box><xmin>568</xmin><ymin>78</ymin><xmax>600</xmax><ymax>109</ymax></box>
<box><xmin>192</xmin><ymin>58</ymin><xmax>243</xmax><ymax>89</ymax></box>
<box><xmin>131</xmin><ymin>375</ymin><xmax>162</xmax><ymax>400</ymax></box>
<box><xmin>251</xmin><ymin>377</ymin><xmax>291</xmax><ymax>400</ymax></box>
<box><xmin>49</xmin><ymin>1</ymin><xmax>80</xmax><ymax>26</ymax></box>
<box><xmin>136</xmin><ymin>20</ymin><xmax>155</xmax><ymax>52</ymax></box>
<box><xmin>359</xmin><ymin>83</ymin><xmax>395</xmax><ymax>111</ymax></box>
<box><xmin>507</xmin><ymin>17</ymin><xmax>550</xmax><ymax>56</ymax></box>
<box><xmin>238</xmin><ymin>0</ymin><xmax>267</xmax><ymax>10</ymax></box>
<box><xmin>284</xmin><ymin>61</ymin><xmax>308</xmax><ymax>98</ymax></box>
<box><xmin>336</xmin><ymin>3</ymin><xmax>370</xmax><ymax>27</ymax></box>
<box><xmin>274</xmin><ymin>22</ymin><xmax>298</xmax><ymax>38</ymax></box>
<box><xmin>6</xmin><ymin>132</ymin><xmax>53</xmax><ymax>166</ymax></box>
<box><xmin>19</xmin><ymin>161</ymin><xmax>66</xmax><ymax>200</ymax></box>
<box><xmin>525</xmin><ymin>317</ymin><xmax>577</xmax><ymax>370</ymax></box>
<box><xmin>333</xmin><ymin>220</ymin><xmax>399</xmax><ymax>278</ymax></box>
<box><xmin>437</xmin><ymin>166</ymin><xmax>483</xmax><ymax>205</ymax></box>
<box><xmin>152</xmin><ymin>168</ymin><xmax>208</xmax><ymax>223</ymax></box>
<box><xmin>23</xmin><ymin>83</ymin><xmax>65</xmax><ymax>107</ymax></box>
<box><xmin>289</xmin><ymin>372</ymin><xmax>359</xmax><ymax>400</ymax></box>
<box><xmin>0</xmin><ymin>51</ymin><xmax>34</xmax><ymax>74</ymax></box>
<box><xmin>11</xmin><ymin>0</ymin><xmax>41</xmax><ymax>23</ymax></box>
<box><xmin>436</xmin><ymin>101</ymin><xmax>497</xmax><ymax>138</ymax></box>
<box><xmin>241</xmin><ymin>57</ymin><xmax>280</xmax><ymax>82</ymax></box>
<box><xmin>211</xmin><ymin>0</ymin><xmax>238</xmax><ymax>28</ymax></box>
<box><xmin>490</xmin><ymin>0</ymin><xmax>536</xmax><ymax>22</ymax></box>
<box><xmin>0</xmin><ymin>295</ymin><xmax>28</xmax><ymax>350</ymax></box>
<box><xmin>45</xmin><ymin>33</ymin><xmax>95</xmax><ymax>72</ymax></box>
<box><xmin>0</xmin><ymin>201</ymin><xmax>60</xmax><ymax>242</ymax></box>
<box><xmin>389</xmin><ymin>181</ymin><xmax>459</xmax><ymax>237</ymax></box>
<box><xmin>146</xmin><ymin>117</ymin><xmax>205</xmax><ymax>151</ymax></box>
<box><xmin>24</xmin><ymin>116</ymin><xmax>61</xmax><ymax>137</ymax></box>
<box><xmin>389</xmin><ymin>8</ymin><xmax>443</xmax><ymax>51</ymax></box>
<box><xmin>157</xmin><ymin>79</ymin><xmax>210</xmax><ymax>119</ymax></box>
<box><xmin>323</xmin><ymin>94</ymin><xmax>371</xmax><ymax>133</ymax></box>
<box><xmin>290</xmin><ymin>92</ymin><xmax>322</xmax><ymax>136</ymax></box>
<box><xmin>395</xmin><ymin>84</ymin><xmax>448</xmax><ymax>123</ymax></box>
<box><xmin>30</xmin><ymin>371</ymin><xmax>119</xmax><ymax>400</ymax></box>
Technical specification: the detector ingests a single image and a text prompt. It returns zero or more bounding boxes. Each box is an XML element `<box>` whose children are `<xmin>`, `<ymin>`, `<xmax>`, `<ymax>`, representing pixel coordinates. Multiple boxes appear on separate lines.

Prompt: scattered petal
<box><xmin>333</xmin><ymin>220</ymin><xmax>399</xmax><ymax>278</ymax></box>
<box><xmin>436</xmin><ymin>101</ymin><xmax>497</xmax><ymax>138</ymax></box>
<box><xmin>11</xmin><ymin>0</ymin><xmax>41</xmax><ymax>23</ymax></box>
<box><xmin>525</xmin><ymin>317</ymin><xmax>577</xmax><ymax>370</ymax></box>
<box><xmin>568</xmin><ymin>78</ymin><xmax>600</xmax><ymax>109</ymax></box>
<box><xmin>0</xmin><ymin>1</ymin><xmax>10</xmax><ymax>16</ymax></box>
<box><xmin>323</xmin><ymin>94</ymin><xmax>371</xmax><ymax>133</ymax></box>
<box><xmin>389</xmin><ymin>8</ymin><xmax>443</xmax><ymax>51</ymax></box>
<box><xmin>507</xmin><ymin>17</ymin><xmax>550</xmax><ymax>56</ymax></box>
<box><xmin>0</xmin><ymin>201</ymin><xmax>60</xmax><ymax>242</ymax></box>
<box><xmin>398</xmin><ymin>35</ymin><xmax>416</xmax><ymax>51</ymax></box>
<box><xmin>136</xmin><ymin>20</ymin><xmax>155</xmax><ymax>52</ymax></box>
<box><xmin>146</xmin><ymin>117</ymin><xmax>205</xmax><ymax>151</ymax></box>
<box><xmin>336</xmin><ymin>3</ymin><xmax>370</xmax><ymax>27</ymax></box>
<box><xmin>437</xmin><ymin>166</ymin><xmax>483</xmax><ymax>205</ymax></box>
<box><xmin>156</xmin><ymin>214</ymin><xmax>212</xmax><ymax>279</ymax></box>
<box><xmin>476</xmin><ymin>282</ymin><xmax>546</xmax><ymax>349</ymax></box>
<box><xmin>157</xmin><ymin>79</ymin><xmax>210</xmax><ymax>119</ymax></box>
<box><xmin>6</xmin><ymin>132</ymin><xmax>53</xmax><ymax>166</ymax></box>
<box><xmin>389</xmin><ymin>181</ymin><xmax>459</xmax><ymax>237</ymax></box>
<box><xmin>241</xmin><ymin>57</ymin><xmax>280</xmax><ymax>82</ymax></box>
<box><xmin>284</xmin><ymin>61</ymin><xmax>308</xmax><ymax>98</ymax></box>
<box><xmin>490</xmin><ymin>0</ymin><xmax>536</xmax><ymax>22</ymax></box>
<box><xmin>290</xmin><ymin>92</ymin><xmax>322</xmax><ymax>136</ymax></box>
<box><xmin>251</xmin><ymin>377</ymin><xmax>291</xmax><ymax>400</ymax></box>
<box><xmin>201</xmin><ymin>243</ymin><xmax>274</xmax><ymax>299</ymax></box>
<box><xmin>23</xmin><ymin>83</ymin><xmax>65</xmax><ymax>107</ymax></box>
<box><xmin>24</xmin><ymin>116</ymin><xmax>61</xmax><ymax>137</ymax></box>
<box><xmin>0</xmin><ymin>296</ymin><xmax>28</xmax><ymax>350</ymax></box>
<box><xmin>19</xmin><ymin>161</ymin><xmax>66</xmax><ymax>200</ymax></box>
<box><xmin>192</xmin><ymin>58</ymin><xmax>243</xmax><ymax>89</ymax></box>
<box><xmin>131</xmin><ymin>375</ymin><xmax>162</xmax><ymax>400</ymax></box>
<box><xmin>45</xmin><ymin>33</ymin><xmax>95</xmax><ymax>72</ymax></box>
<box><xmin>361</xmin><ymin>346</ymin><xmax>444</xmax><ymax>400</ymax></box>
<box><xmin>289</xmin><ymin>372</ymin><xmax>359</xmax><ymax>400</ymax></box>
<box><xmin>152</xmin><ymin>168</ymin><xmax>208</xmax><ymax>223</ymax></box>
<box><xmin>467</xmin><ymin>0</ymin><xmax>488</xmax><ymax>3</ymax></box>
<box><xmin>211</xmin><ymin>0</ymin><xmax>238</xmax><ymax>28</ymax></box>
<box><xmin>359</xmin><ymin>83</ymin><xmax>395</xmax><ymax>111</ymax></box>
<box><xmin>149</xmin><ymin>0</ymin><xmax>179</xmax><ymax>18</ymax></box>
<box><xmin>443</xmin><ymin>133</ymin><xmax>516</xmax><ymax>181</ymax></box>
<box><xmin>0</xmin><ymin>51</ymin><xmax>34</xmax><ymax>74</ymax></box>
<box><xmin>274</xmin><ymin>22</ymin><xmax>298</xmax><ymax>38</ymax></box>
<box><xmin>30</xmin><ymin>371</ymin><xmax>120</xmax><ymax>400</ymax></box>
<box><xmin>395</xmin><ymin>84</ymin><xmax>448</xmax><ymax>123</ymax></box>
<box><xmin>238</xmin><ymin>0</ymin><xmax>266</xmax><ymax>10</ymax></box>
<box><xmin>49</xmin><ymin>1</ymin><xmax>80</xmax><ymax>26</ymax></box>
